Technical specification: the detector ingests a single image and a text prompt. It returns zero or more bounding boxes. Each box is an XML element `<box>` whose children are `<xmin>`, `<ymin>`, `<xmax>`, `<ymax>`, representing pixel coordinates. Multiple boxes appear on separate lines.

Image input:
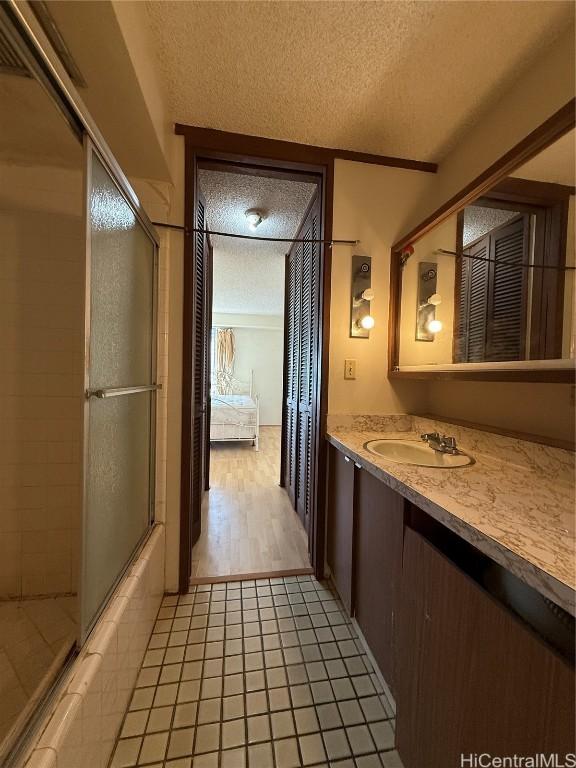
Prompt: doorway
<box><xmin>193</xmin><ymin>165</ymin><xmax>316</xmax><ymax>578</ymax></box>
<box><xmin>179</xmin><ymin>145</ymin><xmax>332</xmax><ymax>591</ymax></box>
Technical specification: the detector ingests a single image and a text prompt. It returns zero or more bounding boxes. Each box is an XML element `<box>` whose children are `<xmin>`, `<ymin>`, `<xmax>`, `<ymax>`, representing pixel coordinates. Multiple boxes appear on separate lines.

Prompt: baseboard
<box><xmin>190</xmin><ymin>566</ymin><xmax>314</xmax><ymax>585</ymax></box>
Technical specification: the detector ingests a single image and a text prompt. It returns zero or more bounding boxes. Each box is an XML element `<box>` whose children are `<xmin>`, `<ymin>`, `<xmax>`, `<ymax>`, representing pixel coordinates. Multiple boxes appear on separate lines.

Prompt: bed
<box><xmin>210</xmin><ymin>371</ymin><xmax>260</xmax><ymax>450</ymax></box>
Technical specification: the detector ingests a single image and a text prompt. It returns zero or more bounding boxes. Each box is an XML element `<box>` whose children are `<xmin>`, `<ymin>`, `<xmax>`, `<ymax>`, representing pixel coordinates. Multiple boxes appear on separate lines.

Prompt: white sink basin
<box><xmin>364</xmin><ymin>439</ymin><xmax>474</xmax><ymax>468</ymax></box>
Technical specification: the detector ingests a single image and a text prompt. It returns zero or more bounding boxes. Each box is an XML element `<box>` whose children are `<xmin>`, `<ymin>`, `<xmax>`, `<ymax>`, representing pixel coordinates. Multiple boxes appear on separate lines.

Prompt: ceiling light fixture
<box><xmin>245</xmin><ymin>209</ymin><xmax>265</xmax><ymax>231</ymax></box>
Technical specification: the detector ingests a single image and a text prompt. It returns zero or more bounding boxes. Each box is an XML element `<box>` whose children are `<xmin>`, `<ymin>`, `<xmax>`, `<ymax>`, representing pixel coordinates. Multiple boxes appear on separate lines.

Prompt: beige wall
<box><xmin>0</xmin><ymin>162</ymin><xmax>84</xmax><ymax>599</ymax></box>
<box><xmin>426</xmin><ymin>381</ymin><xmax>574</xmax><ymax>443</ymax></box>
<box><xmin>403</xmin><ymin>27</ymin><xmax>575</xmax><ymax>235</ymax></box>
<box><xmin>329</xmin><ymin>160</ymin><xmax>434</xmax><ymax>415</ymax></box>
<box><xmin>212</xmin><ymin>313</ymin><xmax>284</xmax><ymax>330</ymax></box>
<box><xmin>111</xmin><ymin>0</ymin><xmax>173</xmax><ymax>182</ymax></box>
<box><xmin>235</xmin><ymin>327</ymin><xmax>284</xmax><ymax>426</ymax></box>
<box><xmin>395</xmin><ymin>29</ymin><xmax>576</xmax><ymax>444</ymax></box>
<box><xmin>399</xmin><ymin>214</ymin><xmax>457</xmax><ymax>366</ymax></box>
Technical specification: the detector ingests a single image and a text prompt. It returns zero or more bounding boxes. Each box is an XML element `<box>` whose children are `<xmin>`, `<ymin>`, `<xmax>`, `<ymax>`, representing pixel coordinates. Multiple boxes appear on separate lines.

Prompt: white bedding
<box><xmin>211</xmin><ymin>394</ymin><xmax>257</xmax><ymax>426</ymax></box>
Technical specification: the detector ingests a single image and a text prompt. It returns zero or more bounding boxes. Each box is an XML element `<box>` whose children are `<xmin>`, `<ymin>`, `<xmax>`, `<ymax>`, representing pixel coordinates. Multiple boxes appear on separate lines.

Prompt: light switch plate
<box><xmin>344</xmin><ymin>359</ymin><xmax>356</xmax><ymax>380</ymax></box>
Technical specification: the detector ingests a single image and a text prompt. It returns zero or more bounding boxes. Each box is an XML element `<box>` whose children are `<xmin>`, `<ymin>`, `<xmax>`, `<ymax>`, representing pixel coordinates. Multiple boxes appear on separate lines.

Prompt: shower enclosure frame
<box><xmin>0</xmin><ymin>1</ymin><xmax>160</xmax><ymax>762</ymax></box>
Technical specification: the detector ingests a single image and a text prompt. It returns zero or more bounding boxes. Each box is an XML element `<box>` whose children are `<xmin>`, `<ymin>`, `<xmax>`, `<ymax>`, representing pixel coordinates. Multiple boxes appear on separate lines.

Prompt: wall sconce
<box><xmin>350</xmin><ymin>255</ymin><xmax>373</xmax><ymax>338</ymax></box>
<box><xmin>416</xmin><ymin>262</ymin><xmax>441</xmax><ymax>341</ymax></box>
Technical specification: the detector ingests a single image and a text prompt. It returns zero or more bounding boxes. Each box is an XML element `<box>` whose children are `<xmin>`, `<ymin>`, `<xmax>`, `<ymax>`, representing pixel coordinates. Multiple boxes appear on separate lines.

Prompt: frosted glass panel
<box><xmin>82</xmin><ymin>149</ymin><xmax>155</xmax><ymax>638</ymax></box>
<box><xmin>89</xmin><ymin>154</ymin><xmax>154</xmax><ymax>389</ymax></box>
<box><xmin>82</xmin><ymin>393</ymin><xmax>152</xmax><ymax>632</ymax></box>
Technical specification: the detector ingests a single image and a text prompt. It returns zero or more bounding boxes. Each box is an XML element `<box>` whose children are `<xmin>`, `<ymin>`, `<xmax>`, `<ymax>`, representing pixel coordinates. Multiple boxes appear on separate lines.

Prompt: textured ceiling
<box><xmin>198</xmin><ymin>169</ymin><xmax>316</xmax><ymax>315</ymax></box>
<box><xmin>463</xmin><ymin>206</ymin><xmax>520</xmax><ymax>248</ymax></box>
<box><xmin>145</xmin><ymin>1</ymin><xmax>573</xmax><ymax>162</ymax></box>
<box><xmin>511</xmin><ymin>129</ymin><xmax>575</xmax><ymax>186</ymax></box>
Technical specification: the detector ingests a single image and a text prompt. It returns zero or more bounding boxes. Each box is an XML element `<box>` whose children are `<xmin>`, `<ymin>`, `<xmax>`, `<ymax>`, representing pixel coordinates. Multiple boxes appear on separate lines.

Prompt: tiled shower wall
<box><xmin>0</xmin><ymin>163</ymin><xmax>84</xmax><ymax>599</ymax></box>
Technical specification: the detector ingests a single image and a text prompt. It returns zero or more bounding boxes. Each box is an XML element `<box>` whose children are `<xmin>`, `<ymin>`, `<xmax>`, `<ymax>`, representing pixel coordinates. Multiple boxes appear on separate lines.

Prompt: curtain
<box><xmin>215</xmin><ymin>328</ymin><xmax>235</xmax><ymax>393</ymax></box>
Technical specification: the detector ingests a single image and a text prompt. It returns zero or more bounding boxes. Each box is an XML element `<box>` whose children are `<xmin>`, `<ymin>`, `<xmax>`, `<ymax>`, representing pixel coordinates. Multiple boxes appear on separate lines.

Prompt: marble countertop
<box><xmin>326</xmin><ymin>415</ymin><xmax>575</xmax><ymax>615</ymax></box>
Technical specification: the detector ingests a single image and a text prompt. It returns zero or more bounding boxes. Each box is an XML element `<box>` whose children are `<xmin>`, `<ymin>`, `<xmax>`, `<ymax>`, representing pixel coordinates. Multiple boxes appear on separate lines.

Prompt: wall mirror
<box><xmin>390</xmin><ymin>113</ymin><xmax>575</xmax><ymax>381</ymax></box>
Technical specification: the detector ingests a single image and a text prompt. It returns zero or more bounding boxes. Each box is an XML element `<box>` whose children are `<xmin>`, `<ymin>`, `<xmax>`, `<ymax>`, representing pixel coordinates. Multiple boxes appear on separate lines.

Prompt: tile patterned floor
<box><xmin>110</xmin><ymin>575</ymin><xmax>403</xmax><ymax>768</ymax></box>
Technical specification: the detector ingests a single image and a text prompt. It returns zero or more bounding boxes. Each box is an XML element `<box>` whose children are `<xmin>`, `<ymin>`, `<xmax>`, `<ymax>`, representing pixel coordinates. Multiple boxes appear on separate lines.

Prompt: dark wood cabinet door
<box><xmin>326</xmin><ymin>445</ymin><xmax>355</xmax><ymax>613</ymax></box>
<box><xmin>397</xmin><ymin>528</ymin><xmax>576</xmax><ymax>768</ymax></box>
<box><xmin>354</xmin><ymin>469</ymin><xmax>404</xmax><ymax>693</ymax></box>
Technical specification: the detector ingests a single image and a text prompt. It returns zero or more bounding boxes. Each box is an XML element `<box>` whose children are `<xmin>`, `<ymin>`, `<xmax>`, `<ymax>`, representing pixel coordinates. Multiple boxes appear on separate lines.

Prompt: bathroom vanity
<box><xmin>326</xmin><ymin>415</ymin><xmax>575</xmax><ymax>768</ymax></box>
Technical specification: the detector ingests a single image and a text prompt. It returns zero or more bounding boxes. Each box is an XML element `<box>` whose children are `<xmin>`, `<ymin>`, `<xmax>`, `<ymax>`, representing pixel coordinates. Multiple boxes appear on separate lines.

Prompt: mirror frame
<box><xmin>388</xmin><ymin>98</ymin><xmax>576</xmax><ymax>383</ymax></box>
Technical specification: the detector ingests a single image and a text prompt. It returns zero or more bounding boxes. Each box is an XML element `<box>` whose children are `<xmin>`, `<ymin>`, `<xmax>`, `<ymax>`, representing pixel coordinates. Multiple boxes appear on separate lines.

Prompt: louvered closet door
<box><xmin>453</xmin><ymin>256</ymin><xmax>469</xmax><ymax>363</ymax></box>
<box><xmin>296</xmin><ymin>197</ymin><xmax>321</xmax><ymax>532</ymax></box>
<box><xmin>191</xmin><ymin>191</ymin><xmax>208</xmax><ymax>545</ymax></box>
<box><xmin>460</xmin><ymin>237</ymin><xmax>490</xmax><ymax>362</ymax></box>
<box><xmin>283</xmin><ymin>189</ymin><xmax>321</xmax><ymax>536</ymax></box>
<box><xmin>457</xmin><ymin>215</ymin><xmax>529</xmax><ymax>363</ymax></box>
<box><xmin>284</xmin><ymin>244</ymin><xmax>301</xmax><ymax>506</ymax></box>
<box><xmin>486</xmin><ymin>215</ymin><xmax>529</xmax><ymax>361</ymax></box>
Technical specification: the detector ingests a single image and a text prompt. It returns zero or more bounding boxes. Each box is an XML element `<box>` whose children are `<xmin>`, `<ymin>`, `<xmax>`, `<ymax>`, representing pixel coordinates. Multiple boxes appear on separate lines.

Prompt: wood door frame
<box><xmin>203</xmin><ymin>234</ymin><xmax>213</xmax><ymax>492</ymax></box>
<box><xmin>178</xmin><ymin>136</ymin><xmax>334</xmax><ymax>590</ymax></box>
<box><xmin>280</xmin><ymin>251</ymin><xmax>290</xmax><ymax>492</ymax></box>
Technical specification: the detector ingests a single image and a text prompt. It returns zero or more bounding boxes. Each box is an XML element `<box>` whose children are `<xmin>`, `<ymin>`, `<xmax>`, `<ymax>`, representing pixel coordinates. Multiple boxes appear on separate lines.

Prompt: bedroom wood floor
<box><xmin>191</xmin><ymin>427</ymin><xmax>311</xmax><ymax>580</ymax></box>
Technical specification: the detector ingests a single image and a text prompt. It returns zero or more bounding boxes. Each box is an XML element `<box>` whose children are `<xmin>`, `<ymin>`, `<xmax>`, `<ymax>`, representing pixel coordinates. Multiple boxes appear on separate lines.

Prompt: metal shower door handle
<box><xmin>86</xmin><ymin>383</ymin><xmax>162</xmax><ymax>399</ymax></box>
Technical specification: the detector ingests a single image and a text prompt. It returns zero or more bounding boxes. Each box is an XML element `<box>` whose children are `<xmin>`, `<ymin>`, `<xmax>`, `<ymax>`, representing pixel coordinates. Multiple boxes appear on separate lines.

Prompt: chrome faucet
<box><xmin>420</xmin><ymin>432</ymin><xmax>460</xmax><ymax>455</ymax></box>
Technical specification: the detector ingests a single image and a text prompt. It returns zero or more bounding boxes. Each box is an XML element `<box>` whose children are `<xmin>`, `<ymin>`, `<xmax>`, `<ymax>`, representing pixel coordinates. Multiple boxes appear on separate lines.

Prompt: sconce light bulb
<box><xmin>427</xmin><ymin>318</ymin><xmax>443</xmax><ymax>334</ymax></box>
<box><xmin>360</xmin><ymin>314</ymin><xmax>375</xmax><ymax>330</ymax></box>
<box><xmin>361</xmin><ymin>289</ymin><xmax>375</xmax><ymax>301</ymax></box>
<box><xmin>428</xmin><ymin>293</ymin><xmax>442</xmax><ymax>306</ymax></box>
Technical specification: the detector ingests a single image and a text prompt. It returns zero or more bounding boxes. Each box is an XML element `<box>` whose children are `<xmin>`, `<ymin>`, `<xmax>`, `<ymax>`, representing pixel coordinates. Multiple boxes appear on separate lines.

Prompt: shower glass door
<box><xmin>81</xmin><ymin>143</ymin><xmax>158</xmax><ymax>641</ymax></box>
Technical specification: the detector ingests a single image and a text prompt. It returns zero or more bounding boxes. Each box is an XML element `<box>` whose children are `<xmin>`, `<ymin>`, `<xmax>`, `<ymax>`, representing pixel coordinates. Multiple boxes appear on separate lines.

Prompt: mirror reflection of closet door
<box><xmin>81</xmin><ymin>142</ymin><xmax>158</xmax><ymax>642</ymax></box>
